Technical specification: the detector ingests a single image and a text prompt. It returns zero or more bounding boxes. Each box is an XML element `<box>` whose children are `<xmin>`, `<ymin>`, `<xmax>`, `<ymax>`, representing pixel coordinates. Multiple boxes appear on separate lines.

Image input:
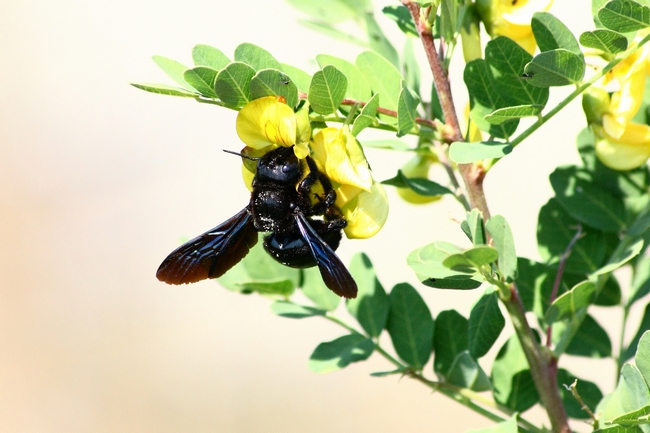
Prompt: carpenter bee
<box><xmin>156</xmin><ymin>146</ymin><xmax>358</xmax><ymax>298</ymax></box>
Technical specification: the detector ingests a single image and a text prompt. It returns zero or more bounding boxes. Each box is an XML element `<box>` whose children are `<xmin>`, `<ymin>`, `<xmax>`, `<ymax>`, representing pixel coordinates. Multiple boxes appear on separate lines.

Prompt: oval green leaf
<box><xmin>468</xmin><ymin>289</ymin><xmax>505</xmax><ymax>358</ymax></box>
<box><xmin>545</xmin><ymin>280</ymin><xmax>596</xmax><ymax>324</ymax></box>
<box><xmin>183</xmin><ymin>66</ymin><xmax>218</xmax><ymax>98</ymax></box>
<box><xmin>214</xmin><ymin>62</ymin><xmax>256</xmax><ymax>107</ymax></box>
<box><xmin>346</xmin><ymin>253</ymin><xmax>389</xmax><ymax>338</ymax></box>
<box><xmin>579</xmin><ymin>29</ymin><xmax>628</xmax><ymax>54</ymax></box>
<box><xmin>532</xmin><ymin>12</ymin><xmax>582</xmax><ymax>56</ymax></box>
<box><xmin>387</xmin><ymin>283</ymin><xmax>434</xmax><ymax>369</ymax></box>
<box><xmin>233</xmin><ymin>42</ymin><xmax>282</xmax><ymax>71</ymax></box>
<box><xmin>598</xmin><ymin>0</ymin><xmax>650</xmax><ymax>32</ymax></box>
<box><xmin>192</xmin><ymin>44</ymin><xmax>230</xmax><ymax>69</ymax></box>
<box><xmin>249</xmin><ymin>68</ymin><xmax>298</xmax><ymax>108</ymax></box>
<box><xmin>316</xmin><ymin>54</ymin><xmax>372</xmax><ymax>101</ymax></box>
<box><xmin>524</xmin><ymin>49</ymin><xmax>586</xmax><ymax>87</ymax></box>
<box><xmin>308</xmin><ymin>334</ymin><xmax>375</xmax><ymax>374</ymax></box>
<box><xmin>308</xmin><ymin>65</ymin><xmax>348</xmax><ymax>115</ymax></box>
<box><xmin>484</xmin><ymin>105</ymin><xmax>544</xmax><ymax>124</ymax></box>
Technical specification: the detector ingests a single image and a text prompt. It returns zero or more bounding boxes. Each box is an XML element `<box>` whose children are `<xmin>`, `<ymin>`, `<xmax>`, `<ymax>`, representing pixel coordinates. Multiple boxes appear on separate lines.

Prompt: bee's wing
<box><xmin>294</xmin><ymin>212</ymin><xmax>357</xmax><ymax>299</ymax></box>
<box><xmin>157</xmin><ymin>207</ymin><xmax>258</xmax><ymax>284</ymax></box>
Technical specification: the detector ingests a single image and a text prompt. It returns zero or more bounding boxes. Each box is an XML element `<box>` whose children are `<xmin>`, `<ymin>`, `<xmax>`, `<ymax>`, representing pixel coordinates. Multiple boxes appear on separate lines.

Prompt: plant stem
<box><xmin>402</xmin><ymin>0</ymin><xmax>490</xmax><ymax>220</ymax></box>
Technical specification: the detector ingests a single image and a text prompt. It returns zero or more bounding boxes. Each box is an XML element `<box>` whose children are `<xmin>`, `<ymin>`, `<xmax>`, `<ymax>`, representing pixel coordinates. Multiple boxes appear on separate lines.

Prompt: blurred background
<box><xmin>0</xmin><ymin>1</ymin><xmax>608</xmax><ymax>431</ymax></box>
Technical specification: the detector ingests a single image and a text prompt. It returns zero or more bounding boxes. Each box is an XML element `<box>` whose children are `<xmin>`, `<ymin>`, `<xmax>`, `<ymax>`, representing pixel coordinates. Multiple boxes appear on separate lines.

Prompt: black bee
<box><xmin>156</xmin><ymin>145</ymin><xmax>358</xmax><ymax>298</ymax></box>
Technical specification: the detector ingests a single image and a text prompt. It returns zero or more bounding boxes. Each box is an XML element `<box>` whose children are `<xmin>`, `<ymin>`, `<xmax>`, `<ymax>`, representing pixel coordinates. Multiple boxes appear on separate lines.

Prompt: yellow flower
<box><xmin>310</xmin><ymin>127</ymin><xmax>388</xmax><ymax>239</ymax></box>
<box><xmin>477</xmin><ymin>0</ymin><xmax>554</xmax><ymax>54</ymax></box>
<box><xmin>396</xmin><ymin>154</ymin><xmax>441</xmax><ymax>204</ymax></box>
<box><xmin>583</xmin><ymin>34</ymin><xmax>650</xmax><ymax>170</ymax></box>
<box><xmin>235</xmin><ymin>96</ymin><xmax>311</xmax><ymax>188</ymax></box>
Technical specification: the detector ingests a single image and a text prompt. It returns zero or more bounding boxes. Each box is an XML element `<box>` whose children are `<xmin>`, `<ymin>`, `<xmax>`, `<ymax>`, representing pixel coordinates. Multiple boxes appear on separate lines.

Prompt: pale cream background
<box><xmin>0</xmin><ymin>1</ymin><xmax>615</xmax><ymax>432</ymax></box>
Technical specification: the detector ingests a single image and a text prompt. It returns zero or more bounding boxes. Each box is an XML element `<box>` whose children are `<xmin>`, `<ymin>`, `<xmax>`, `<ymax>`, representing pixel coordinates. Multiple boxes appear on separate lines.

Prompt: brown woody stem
<box><xmin>402</xmin><ymin>1</ymin><xmax>571</xmax><ymax>432</ymax></box>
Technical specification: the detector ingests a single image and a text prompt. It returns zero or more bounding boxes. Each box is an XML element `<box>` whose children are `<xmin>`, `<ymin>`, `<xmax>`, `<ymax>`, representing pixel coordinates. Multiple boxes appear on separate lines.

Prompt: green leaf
<box><xmin>217</xmin><ymin>242</ymin><xmax>300</xmax><ymax>296</ymax></box>
<box><xmin>279</xmin><ymin>63</ymin><xmax>312</xmax><ymax>93</ymax></box>
<box><xmin>439</xmin><ymin>0</ymin><xmax>459</xmax><ymax>42</ymax></box>
<box><xmin>316</xmin><ymin>54</ymin><xmax>372</xmax><ymax>101</ymax></box>
<box><xmin>346</xmin><ymin>253</ymin><xmax>389</xmax><ymax>338</ymax></box>
<box><xmin>486</xmin><ymin>215</ymin><xmax>518</xmax><ymax>282</ymax></box>
<box><xmin>562</xmin><ymin>314</ymin><xmax>612</xmax><ymax>358</ymax></box>
<box><xmin>301</xmin><ymin>267</ymin><xmax>341</xmax><ymax>311</ymax></box>
<box><xmin>382</xmin><ymin>170</ymin><xmax>453</xmax><ymax>197</ymax></box>
<box><xmin>386</xmin><ymin>283</ymin><xmax>435</xmax><ymax>369</ymax></box>
<box><xmin>214</xmin><ymin>62</ymin><xmax>256</xmax><ymax>107</ymax></box>
<box><xmin>532</xmin><ymin>12</ymin><xmax>583</xmax><ymax>56</ymax></box>
<box><xmin>446</xmin><ymin>351</ymin><xmax>492</xmax><ymax>392</ymax></box>
<box><xmin>433</xmin><ymin>310</ymin><xmax>468</xmax><ymax>376</ymax></box>
<box><xmin>514</xmin><ymin>258</ymin><xmax>547</xmax><ymax>312</ymax></box>
<box><xmin>579</xmin><ymin>29</ymin><xmax>629</xmax><ymax>54</ymax></box>
<box><xmin>233</xmin><ymin>42</ymin><xmax>282</xmax><ymax>71</ymax></box>
<box><xmin>407</xmin><ymin>242</ymin><xmax>484</xmax><ymax>290</ymax></box>
<box><xmin>599</xmin><ymin>0</ymin><xmax>650</xmax><ymax>33</ymax></box>
<box><xmin>308</xmin><ymin>334</ymin><xmax>375</xmax><ymax>373</ymax></box>
<box><xmin>635</xmin><ymin>331</ymin><xmax>650</xmax><ymax>387</ymax></box>
<box><xmin>484</xmin><ymin>105</ymin><xmax>544</xmax><ymax>124</ymax></box>
<box><xmin>130</xmin><ymin>82</ymin><xmax>198</xmax><ymax>97</ymax></box>
<box><xmin>468</xmin><ymin>289</ymin><xmax>505</xmax><ymax>358</ymax></box>
<box><xmin>308</xmin><ymin>65</ymin><xmax>348</xmax><ymax>115</ymax></box>
<box><xmin>382</xmin><ymin>5</ymin><xmax>418</xmax><ymax>36</ymax></box>
<box><xmin>524</xmin><ymin>49</ymin><xmax>586</xmax><ymax>87</ymax></box>
<box><xmin>623</xmin><ymin>306</ymin><xmax>650</xmax><ymax>361</ymax></box>
<box><xmin>464</xmin><ymin>59</ymin><xmax>519</xmax><ymax>139</ymax></box>
<box><xmin>397</xmin><ymin>81</ymin><xmax>419</xmax><ymax>137</ymax></box>
<box><xmin>593</xmin><ymin>238</ymin><xmax>644</xmax><ymax>276</ymax></box>
<box><xmin>629</xmin><ymin>256</ymin><xmax>650</xmax><ymax>307</ymax></box>
<box><xmin>356</xmin><ymin>50</ymin><xmax>402</xmax><ymax>113</ymax></box>
<box><xmin>467</xmin><ymin>414</ymin><xmax>518</xmax><ymax>433</ymax></box>
<box><xmin>484</xmin><ymin>37</ymin><xmax>550</xmax><ymax>107</ymax></box>
<box><xmin>492</xmin><ymin>334</ymin><xmax>540</xmax><ymax>411</ymax></box>
<box><xmin>599</xmin><ymin>364</ymin><xmax>650</xmax><ymax>428</ymax></box>
<box><xmin>537</xmin><ymin>198</ymin><xmax>606</xmax><ymax>274</ymax></box>
<box><xmin>192</xmin><ymin>44</ymin><xmax>230</xmax><ymax>70</ymax></box>
<box><xmin>461</xmin><ymin>209</ymin><xmax>487</xmax><ymax>246</ymax></box>
<box><xmin>557</xmin><ymin>369</ymin><xmax>604</xmax><ymax>419</ymax></box>
<box><xmin>443</xmin><ymin>247</ymin><xmax>498</xmax><ymax>274</ymax></box>
<box><xmin>351</xmin><ymin>93</ymin><xmax>380</xmax><ymax>136</ymax></box>
<box><xmin>152</xmin><ymin>55</ymin><xmax>196</xmax><ymax>91</ymax></box>
<box><xmin>550</xmin><ymin>166</ymin><xmax>626</xmax><ymax>232</ymax></box>
<box><xmin>449</xmin><ymin>141</ymin><xmax>513</xmax><ymax>163</ymax></box>
<box><xmin>610</xmin><ymin>405</ymin><xmax>650</xmax><ymax>427</ymax></box>
<box><xmin>545</xmin><ymin>280</ymin><xmax>596</xmax><ymax>324</ymax></box>
<box><xmin>183</xmin><ymin>66</ymin><xmax>218</xmax><ymax>98</ymax></box>
<box><xmin>270</xmin><ymin>301</ymin><xmax>326</xmax><ymax>318</ymax></box>
<box><xmin>249</xmin><ymin>69</ymin><xmax>299</xmax><ymax>108</ymax></box>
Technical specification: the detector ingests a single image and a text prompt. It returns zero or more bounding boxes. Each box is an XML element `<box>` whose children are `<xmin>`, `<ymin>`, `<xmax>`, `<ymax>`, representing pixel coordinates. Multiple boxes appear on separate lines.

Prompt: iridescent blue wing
<box><xmin>294</xmin><ymin>212</ymin><xmax>357</xmax><ymax>298</ymax></box>
<box><xmin>157</xmin><ymin>207</ymin><xmax>258</xmax><ymax>284</ymax></box>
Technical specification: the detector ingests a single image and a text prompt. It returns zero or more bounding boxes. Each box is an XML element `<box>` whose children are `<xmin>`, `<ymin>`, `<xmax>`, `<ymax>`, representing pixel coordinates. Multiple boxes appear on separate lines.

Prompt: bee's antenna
<box><xmin>223</xmin><ymin>149</ymin><xmax>259</xmax><ymax>161</ymax></box>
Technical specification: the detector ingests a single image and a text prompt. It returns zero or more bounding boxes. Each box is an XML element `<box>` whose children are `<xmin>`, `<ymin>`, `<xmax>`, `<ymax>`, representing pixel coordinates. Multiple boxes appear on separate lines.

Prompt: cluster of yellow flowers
<box><xmin>235</xmin><ymin>96</ymin><xmax>389</xmax><ymax>239</ymax></box>
<box><xmin>583</xmin><ymin>32</ymin><xmax>650</xmax><ymax>171</ymax></box>
<box><xmin>480</xmin><ymin>0</ymin><xmax>650</xmax><ymax>171</ymax></box>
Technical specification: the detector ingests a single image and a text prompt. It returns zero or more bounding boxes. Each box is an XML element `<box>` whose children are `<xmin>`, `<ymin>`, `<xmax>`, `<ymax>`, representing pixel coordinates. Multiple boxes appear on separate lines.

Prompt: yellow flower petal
<box><xmin>236</xmin><ymin>96</ymin><xmax>296</xmax><ymax>149</ymax></box>
<box><xmin>337</xmin><ymin>182</ymin><xmax>389</xmax><ymax>239</ymax></box>
<box><xmin>396</xmin><ymin>155</ymin><xmax>441</xmax><ymax>204</ymax></box>
<box><xmin>311</xmin><ymin>127</ymin><xmax>373</xmax><ymax>192</ymax></box>
<box><xmin>594</xmin><ymin>124</ymin><xmax>650</xmax><ymax>170</ymax></box>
